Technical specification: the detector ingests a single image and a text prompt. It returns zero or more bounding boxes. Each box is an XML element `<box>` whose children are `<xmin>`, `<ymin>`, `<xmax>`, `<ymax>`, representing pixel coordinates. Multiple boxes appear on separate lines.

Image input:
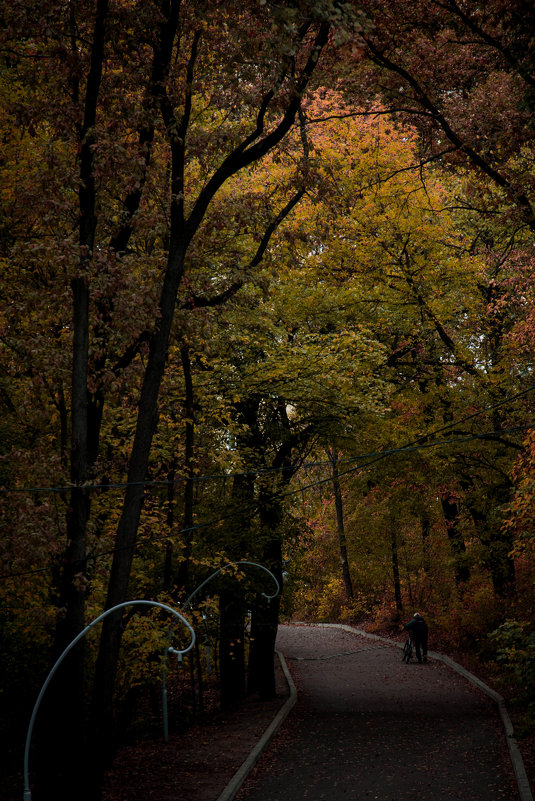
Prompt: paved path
<box><xmin>235</xmin><ymin>624</ymin><xmax>519</xmax><ymax>801</ymax></box>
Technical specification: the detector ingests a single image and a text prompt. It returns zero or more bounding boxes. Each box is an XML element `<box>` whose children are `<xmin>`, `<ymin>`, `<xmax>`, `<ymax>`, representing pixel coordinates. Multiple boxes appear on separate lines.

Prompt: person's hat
<box><xmin>413</xmin><ymin>612</ymin><xmax>421</xmax><ymax>617</ymax></box>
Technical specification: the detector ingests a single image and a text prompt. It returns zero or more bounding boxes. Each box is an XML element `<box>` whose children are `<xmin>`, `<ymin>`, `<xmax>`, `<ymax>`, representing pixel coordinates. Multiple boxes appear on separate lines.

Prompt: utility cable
<box><xmin>1</xmin><ymin>382</ymin><xmax>535</xmax><ymax>497</ymax></box>
<box><xmin>0</xmin><ymin>421</ymin><xmax>533</xmax><ymax>584</ymax></box>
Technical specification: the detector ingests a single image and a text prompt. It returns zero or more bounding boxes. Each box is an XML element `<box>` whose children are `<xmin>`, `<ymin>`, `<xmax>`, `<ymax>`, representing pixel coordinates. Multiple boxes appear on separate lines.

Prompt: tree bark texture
<box><xmin>46</xmin><ymin>3</ymin><xmax>110</xmax><ymax>797</ymax></box>
<box><xmin>176</xmin><ymin>343</ymin><xmax>196</xmax><ymax>592</ymax></box>
<box><xmin>440</xmin><ymin>493</ymin><xmax>470</xmax><ymax>585</ymax></box>
<box><xmin>391</xmin><ymin>525</ymin><xmax>403</xmax><ymax>613</ymax></box>
<box><xmin>328</xmin><ymin>448</ymin><xmax>354</xmax><ymax>602</ymax></box>
<box><xmin>219</xmin><ymin>590</ymin><xmax>246</xmax><ymax>708</ymax></box>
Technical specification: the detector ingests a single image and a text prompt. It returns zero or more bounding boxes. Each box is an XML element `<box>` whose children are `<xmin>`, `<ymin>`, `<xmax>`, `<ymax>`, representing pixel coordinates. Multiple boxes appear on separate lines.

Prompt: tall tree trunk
<box><xmin>440</xmin><ymin>492</ymin><xmax>470</xmax><ymax>584</ymax></box>
<box><xmin>247</xmin><ymin>412</ymin><xmax>297</xmax><ymax>699</ymax></box>
<box><xmin>327</xmin><ymin>448</ymin><xmax>354</xmax><ymax>602</ymax></box>
<box><xmin>87</xmin><ymin>7</ymin><xmax>189</xmax><ymax>780</ymax></box>
<box><xmin>421</xmin><ymin>513</ymin><xmax>431</xmax><ymax>573</ymax></box>
<box><xmin>43</xmin><ymin>4</ymin><xmax>109</xmax><ymax>798</ymax></box>
<box><xmin>163</xmin><ymin>457</ymin><xmax>178</xmax><ymax>591</ymax></box>
<box><xmin>247</xmin><ymin>466</ymin><xmax>293</xmax><ymax>700</ymax></box>
<box><xmin>87</xmin><ymin>240</ymin><xmax>187</xmax><ymax>796</ymax></box>
<box><xmin>391</xmin><ymin>525</ymin><xmax>403</xmax><ymax>613</ymax></box>
<box><xmin>248</xmin><ymin>535</ymin><xmax>283</xmax><ymax>700</ymax></box>
<box><xmin>219</xmin><ymin>590</ymin><xmax>246</xmax><ymax>708</ymax></box>
<box><xmin>176</xmin><ymin>343</ymin><xmax>196</xmax><ymax>592</ymax></box>
<box><xmin>468</xmin><ymin>491</ymin><xmax>516</xmax><ymax>599</ymax></box>
<box><xmin>485</xmin><ymin>534</ymin><xmax>516</xmax><ymax>599</ymax></box>
<box><xmin>218</xmin><ymin>470</ymin><xmax>255</xmax><ymax>706</ymax></box>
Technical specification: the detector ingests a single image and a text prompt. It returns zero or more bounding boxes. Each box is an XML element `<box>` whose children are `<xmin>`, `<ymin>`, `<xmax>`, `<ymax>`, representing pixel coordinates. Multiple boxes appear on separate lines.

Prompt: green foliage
<box><xmin>489</xmin><ymin>621</ymin><xmax>535</xmax><ymax>691</ymax></box>
<box><xmin>116</xmin><ymin>613</ymin><xmax>170</xmax><ymax>696</ymax></box>
<box><xmin>489</xmin><ymin>620</ymin><xmax>535</xmax><ymax>728</ymax></box>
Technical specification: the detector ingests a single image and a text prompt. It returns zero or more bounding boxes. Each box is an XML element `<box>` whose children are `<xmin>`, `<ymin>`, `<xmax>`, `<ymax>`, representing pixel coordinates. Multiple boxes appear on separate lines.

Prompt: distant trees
<box><xmin>284</xmin><ymin>0</ymin><xmax>535</xmax><ymax>628</ymax></box>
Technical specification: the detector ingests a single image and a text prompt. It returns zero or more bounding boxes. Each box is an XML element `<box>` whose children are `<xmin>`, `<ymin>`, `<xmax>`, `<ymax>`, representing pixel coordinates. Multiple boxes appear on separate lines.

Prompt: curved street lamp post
<box><xmin>23</xmin><ymin>600</ymin><xmax>196</xmax><ymax>801</ymax></box>
<box><xmin>161</xmin><ymin>561</ymin><xmax>279</xmax><ymax>742</ymax></box>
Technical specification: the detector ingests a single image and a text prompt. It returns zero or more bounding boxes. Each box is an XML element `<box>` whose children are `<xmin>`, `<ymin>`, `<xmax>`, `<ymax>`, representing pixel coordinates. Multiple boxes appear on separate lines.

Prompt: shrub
<box><xmin>488</xmin><ymin>620</ymin><xmax>535</xmax><ymax>725</ymax></box>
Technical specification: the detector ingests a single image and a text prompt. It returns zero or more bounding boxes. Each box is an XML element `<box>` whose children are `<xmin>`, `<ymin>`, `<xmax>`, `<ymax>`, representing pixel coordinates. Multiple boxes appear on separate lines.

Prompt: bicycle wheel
<box><xmin>402</xmin><ymin>639</ymin><xmax>412</xmax><ymax>663</ymax></box>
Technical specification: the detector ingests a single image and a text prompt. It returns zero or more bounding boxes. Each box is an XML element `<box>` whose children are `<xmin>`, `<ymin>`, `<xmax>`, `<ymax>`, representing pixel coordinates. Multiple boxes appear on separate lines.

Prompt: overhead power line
<box><xmin>1</xmin><ymin>382</ymin><xmax>535</xmax><ymax>497</ymax></box>
<box><xmin>1</xmin><ymin>385</ymin><xmax>535</xmax><ymax>584</ymax></box>
<box><xmin>0</xmin><ymin>421</ymin><xmax>533</xmax><ymax>584</ymax></box>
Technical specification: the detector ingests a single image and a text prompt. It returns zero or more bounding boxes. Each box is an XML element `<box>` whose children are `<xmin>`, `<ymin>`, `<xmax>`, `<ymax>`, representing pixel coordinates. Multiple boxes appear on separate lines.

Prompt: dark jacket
<box><xmin>403</xmin><ymin>616</ymin><xmax>428</xmax><ymax>637</ymax></box>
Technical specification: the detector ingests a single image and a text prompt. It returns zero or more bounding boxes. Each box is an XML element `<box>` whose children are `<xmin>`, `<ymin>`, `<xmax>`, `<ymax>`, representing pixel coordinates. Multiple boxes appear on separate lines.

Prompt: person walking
<box><xmin>403</xmin><ymin>612</ymin><xmax>429</xmax><ymax>663</ymax></box>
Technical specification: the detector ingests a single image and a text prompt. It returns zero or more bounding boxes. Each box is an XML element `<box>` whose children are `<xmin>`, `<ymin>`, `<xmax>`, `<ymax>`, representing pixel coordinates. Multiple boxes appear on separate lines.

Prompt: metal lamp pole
<box><xmin>183</xmin><ymin>560</ymin><xmax>280</xmax><ymax>610</ymax></box>
<box><xmin>23</xmin><ymin>600</ymin><xmax>196</xmax><ymax>801</ymax></box>
<box><xmin>161</xmin><ymin>561</ymin><xmax>279</xmax><ymax>742</ymax></box>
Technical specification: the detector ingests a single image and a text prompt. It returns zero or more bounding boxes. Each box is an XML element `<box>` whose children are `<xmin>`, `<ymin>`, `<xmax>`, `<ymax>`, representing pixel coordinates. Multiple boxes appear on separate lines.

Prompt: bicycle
<box><xmin>402</xmin><ymin>634</ymin><xmax>413</xmax><ymax>663</ymax></box>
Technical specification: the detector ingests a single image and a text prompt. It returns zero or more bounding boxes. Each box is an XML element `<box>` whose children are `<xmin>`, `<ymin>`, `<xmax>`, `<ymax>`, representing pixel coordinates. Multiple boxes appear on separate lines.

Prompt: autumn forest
<box><xmin>1</xmin><ymin>1</ymin><xmax>535</xmax><ymax>798</ymax></box>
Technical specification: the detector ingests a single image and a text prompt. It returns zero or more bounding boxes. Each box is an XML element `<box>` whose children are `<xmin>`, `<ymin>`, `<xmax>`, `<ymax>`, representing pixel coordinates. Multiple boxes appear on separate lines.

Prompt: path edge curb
<box><xmin>217</xmin><ymin>623</ymin><xmax>533</xmax><ymax>801</ymax></box>
<box><xmin>324</xmin><ymin>622</ymin><xmax>533</xmax><ymax>801</ymax></box>
<box><xmin>216</xmin><ymin>650</ymin><xmax>297</xmax><ymax>801</ymax></box>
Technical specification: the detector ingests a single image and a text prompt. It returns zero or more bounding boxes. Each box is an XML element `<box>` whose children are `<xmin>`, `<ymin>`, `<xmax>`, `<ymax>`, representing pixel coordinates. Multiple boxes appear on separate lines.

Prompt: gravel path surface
<box><xmin>235</xmin><ymin>623</ymin><xmax>518</xmax><ymax>801</ymax></box>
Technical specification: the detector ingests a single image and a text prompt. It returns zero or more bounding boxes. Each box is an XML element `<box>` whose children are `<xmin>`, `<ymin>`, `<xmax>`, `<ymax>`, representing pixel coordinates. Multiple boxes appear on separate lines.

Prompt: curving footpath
<box><xmin>218</xmin><ymin>623</ymin><xmax>533</xmax><ymax>801</ymax></box>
